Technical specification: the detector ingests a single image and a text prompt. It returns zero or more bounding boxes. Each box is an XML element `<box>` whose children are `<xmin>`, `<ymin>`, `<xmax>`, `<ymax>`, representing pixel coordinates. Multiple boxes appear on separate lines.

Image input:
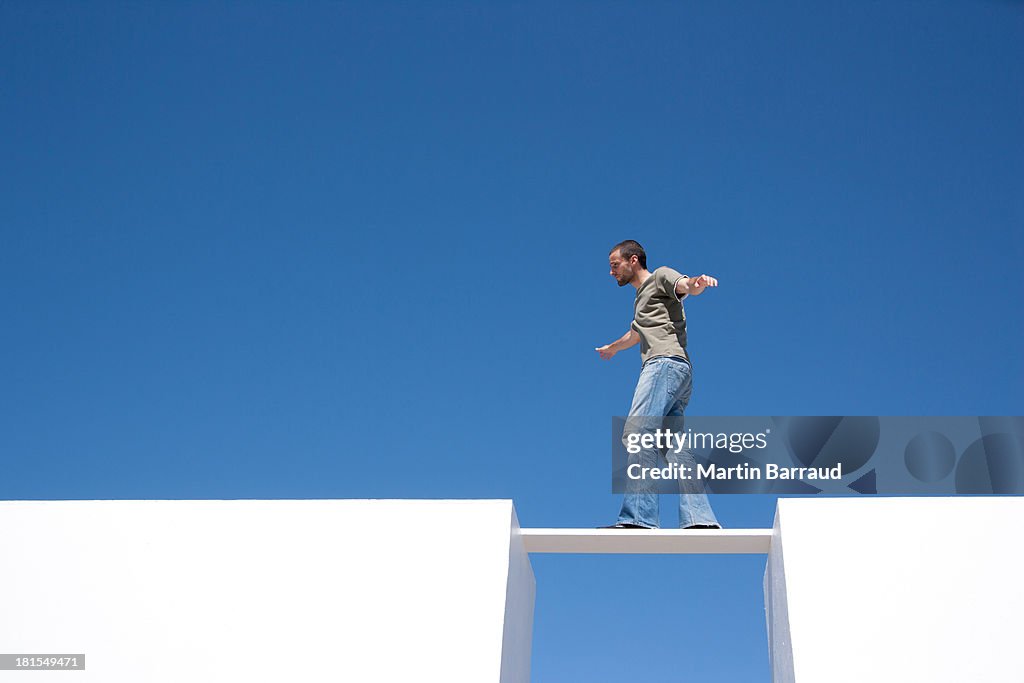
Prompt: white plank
<box><xmin>519</xmin><ymin>528</ymin><xmax>773</xmax><ymax>554</ymax></box>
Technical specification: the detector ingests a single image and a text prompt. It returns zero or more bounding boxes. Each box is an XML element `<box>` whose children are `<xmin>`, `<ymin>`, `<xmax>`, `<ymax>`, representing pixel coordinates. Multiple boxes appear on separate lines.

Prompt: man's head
<box><xmin>609</xmin><ymin>240</ymin><xmax>647</xmax><ymax>287</ymax></box>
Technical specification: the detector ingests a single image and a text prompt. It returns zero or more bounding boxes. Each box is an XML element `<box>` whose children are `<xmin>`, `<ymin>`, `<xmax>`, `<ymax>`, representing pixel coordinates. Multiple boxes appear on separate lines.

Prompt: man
<box><xmin>596</xmin><ymin>239</ymin><xmax>721</xmax><ymax>529</ymax></box>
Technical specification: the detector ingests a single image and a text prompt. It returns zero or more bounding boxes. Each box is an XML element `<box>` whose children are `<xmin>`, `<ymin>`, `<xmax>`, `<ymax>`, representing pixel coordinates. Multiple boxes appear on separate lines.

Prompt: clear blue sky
<box><xmin>2</xmin><ymin>2</ymin><xmax>1021</xmax><ymax>681</ymax></box>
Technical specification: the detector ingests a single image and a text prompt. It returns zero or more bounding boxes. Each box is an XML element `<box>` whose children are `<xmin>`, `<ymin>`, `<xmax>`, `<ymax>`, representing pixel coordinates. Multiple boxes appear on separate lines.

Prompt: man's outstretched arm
<box><xmin>595</xmin><ymin>329</ymin><xmax>639</xmax><ymax>360</ymax></box>
<box><xmin>675</xmin><ymin>274</ymin><xmax>719</xmax><ymax>297</ymax></box>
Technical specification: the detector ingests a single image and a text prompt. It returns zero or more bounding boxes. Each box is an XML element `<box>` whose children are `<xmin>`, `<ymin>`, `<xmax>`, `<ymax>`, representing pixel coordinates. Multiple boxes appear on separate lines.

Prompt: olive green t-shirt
<box><xmin>631</xmin><ymin>266</ymin><xmax>690</xmax><ymax>364</ymax></box>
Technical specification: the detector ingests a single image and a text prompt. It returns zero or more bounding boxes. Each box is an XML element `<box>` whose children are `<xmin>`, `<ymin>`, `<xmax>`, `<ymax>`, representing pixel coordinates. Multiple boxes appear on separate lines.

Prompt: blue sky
<box><xmin>2</xmin><ymin>2</ymin><xmax>1021</xmax><ymax>681</ymax></box>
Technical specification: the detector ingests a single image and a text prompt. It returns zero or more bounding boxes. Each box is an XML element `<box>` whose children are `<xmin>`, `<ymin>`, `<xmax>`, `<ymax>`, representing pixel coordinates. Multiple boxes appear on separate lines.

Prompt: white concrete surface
<box><xmin>521</xmin><ymin>528</ymin><xmax>771</xmax><ymax>554</ymax></box>
<box><xmin>764</xmin><ymin>497</ymin><xmax>1024</xmax><ymax>683</ymax></box>
<box><xmin>0</xmin><ymin>499</ymin><xmax>535</xmax><ymax>683</ymax></box>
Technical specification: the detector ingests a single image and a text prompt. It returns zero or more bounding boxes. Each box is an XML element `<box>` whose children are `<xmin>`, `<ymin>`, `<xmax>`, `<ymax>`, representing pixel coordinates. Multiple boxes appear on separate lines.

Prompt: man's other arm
<box><xmin>595</xmin><ymin>329</ymin><xmax>640</xmax><ymax>360</ymax></box>
<box><xmin>674</xmin><ymin>274</ymin><xmax>719</xmax><ymax>297</ymax></box>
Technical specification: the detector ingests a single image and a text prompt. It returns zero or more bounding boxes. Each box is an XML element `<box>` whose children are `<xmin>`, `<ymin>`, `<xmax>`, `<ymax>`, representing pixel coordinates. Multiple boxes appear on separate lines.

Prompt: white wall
<box><xmin>0</xmin><ymin>499</ymin><xmax>534</xmax><ymax>683</ymax></box>
<box><xmin>765</xmin><ymin>497</ymin><xmax>1024</xmax><ymax>683</ymax></box>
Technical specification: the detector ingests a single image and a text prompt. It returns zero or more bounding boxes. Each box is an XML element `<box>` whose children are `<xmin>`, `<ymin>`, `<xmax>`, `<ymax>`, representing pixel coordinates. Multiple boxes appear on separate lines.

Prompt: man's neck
<box><xmin>630</xmin><ymin>268</ymin><xmax>652</xmax><ymax>289</ymax></box>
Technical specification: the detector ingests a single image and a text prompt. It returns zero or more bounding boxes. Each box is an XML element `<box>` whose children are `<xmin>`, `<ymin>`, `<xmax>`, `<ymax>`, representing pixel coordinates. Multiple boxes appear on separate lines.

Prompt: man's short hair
<box><xmin>610</xmin><ymin>240</ymin><xmax>647</xmax><ymax>269</ymax></box>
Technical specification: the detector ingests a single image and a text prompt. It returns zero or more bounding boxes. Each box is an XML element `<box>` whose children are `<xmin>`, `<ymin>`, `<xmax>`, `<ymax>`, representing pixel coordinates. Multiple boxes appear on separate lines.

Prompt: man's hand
<box><xmin>595</xmin><ymin>329</ymin><xmax>639</xmax><ymax>360</ymax></box>
<box><xmin>677</xmin><ymin>274</ymin><xmax>719</xmax><ymax>297</ymax></box>
<box><xmin>689</xmin><ymin>274</ymin><xmax>718</xmax><ymax>295</ymax></box>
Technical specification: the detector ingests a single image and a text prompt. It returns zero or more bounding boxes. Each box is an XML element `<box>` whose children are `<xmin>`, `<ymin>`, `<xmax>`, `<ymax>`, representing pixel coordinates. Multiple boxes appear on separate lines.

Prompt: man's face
<box><xmin>609</xmin><ymin>250</ymin><xmax>634</xmax><ymax>287</ymax></box>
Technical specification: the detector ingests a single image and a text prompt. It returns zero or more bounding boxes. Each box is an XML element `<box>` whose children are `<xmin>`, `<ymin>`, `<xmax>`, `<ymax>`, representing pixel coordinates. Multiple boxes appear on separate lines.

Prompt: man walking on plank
<box><xmin>596</xmin><ymin>239</ymin><xmax>722</xmax><ymax>529</ymax></box>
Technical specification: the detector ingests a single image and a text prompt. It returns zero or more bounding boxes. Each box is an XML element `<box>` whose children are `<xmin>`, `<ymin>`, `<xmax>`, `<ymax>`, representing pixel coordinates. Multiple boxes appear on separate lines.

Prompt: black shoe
<box><xmin>682</xmin><ymin>524</ymin><xmax>722</xmax><ymax>530</ymax></box>
<box><xmin>597</xmin><ymin>523</ymin><xmax>652</xmax><ymax>529</ymax></box>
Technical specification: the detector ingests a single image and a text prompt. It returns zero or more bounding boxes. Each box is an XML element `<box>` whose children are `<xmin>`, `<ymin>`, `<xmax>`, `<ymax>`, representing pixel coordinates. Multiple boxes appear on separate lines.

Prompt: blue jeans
<box><xmin>616</xmin><ymin>356</ymin><xmax>721</xmax><ymax>529</ymax></box>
